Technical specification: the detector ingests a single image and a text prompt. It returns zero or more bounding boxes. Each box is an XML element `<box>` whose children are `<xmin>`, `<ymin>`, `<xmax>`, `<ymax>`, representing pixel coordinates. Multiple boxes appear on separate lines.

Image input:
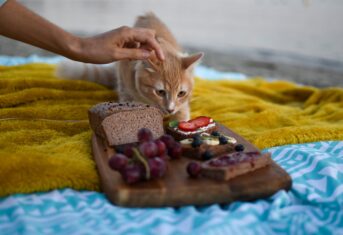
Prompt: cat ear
<box><xmin>181</xmin><ymin>52</ymin><xmax>204</xmax><ymax>70</ymax></box>
<box><xmin>143</xmin><ymin>51</ymin><xmax>161</xmax><ymax>72</ymax></box>
<box><xmin>142</xmin><ymin>59</ymin><xmax>159</xmax><ymax>73</ymax></box>
<box><xmin>144</xmin><ymin>67</ymin><xmax>156</xmax><ymax>73</ymax></box>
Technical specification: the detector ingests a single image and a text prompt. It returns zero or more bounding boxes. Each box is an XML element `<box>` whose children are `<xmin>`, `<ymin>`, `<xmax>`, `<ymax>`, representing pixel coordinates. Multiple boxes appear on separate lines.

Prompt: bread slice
<box><xmin>88</xmin><ymin>102</ymin><xmax>164</xmax><ymax>146</ymax></box>
<box><xmin>200</xmin><ymin>152</ymin><xmax>272</xmax><ymax>181</ymax></box>
<box><xmin>179</xmin><ymin>133</ymin><xmax>237</xmax><ymax>160</ymax></box>
<box><xmin>182</xmin><ymin>142</ymin><xmax>235</xmax><ymax>160</ymax></box>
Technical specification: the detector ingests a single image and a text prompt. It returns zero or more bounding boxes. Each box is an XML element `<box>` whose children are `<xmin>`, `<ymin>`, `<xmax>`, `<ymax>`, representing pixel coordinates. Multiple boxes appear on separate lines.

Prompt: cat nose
<box><xmin>167</xmin><ymin>109</ymin><xmax>174</xmax><ymax>114</ymax></box>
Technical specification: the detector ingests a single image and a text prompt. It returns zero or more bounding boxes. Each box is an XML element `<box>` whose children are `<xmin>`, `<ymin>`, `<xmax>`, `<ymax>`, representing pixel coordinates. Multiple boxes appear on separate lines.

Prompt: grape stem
<box><xmin>132</xmin><ymin>147</ymin><xmax>150</xmax><ymax>180</ymax></box>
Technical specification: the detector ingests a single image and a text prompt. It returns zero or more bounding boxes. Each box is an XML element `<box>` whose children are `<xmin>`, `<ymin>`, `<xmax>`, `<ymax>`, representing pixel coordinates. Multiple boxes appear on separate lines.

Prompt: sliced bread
<box><xmin>89</xmin><ymin>102</ymin><xmax>164</xmax><ymax>146</ymax></box>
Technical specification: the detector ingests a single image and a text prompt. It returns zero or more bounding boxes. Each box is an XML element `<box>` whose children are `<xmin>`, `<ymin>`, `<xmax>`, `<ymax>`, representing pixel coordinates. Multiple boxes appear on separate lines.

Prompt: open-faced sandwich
<box><xmin>166</xmin><ymin>116</ymin><xmax>218</xmax><ymax>140</ymax></box>
<box><xmin>187</xmin><ymin>151</ymin><xmax>272</xmax><ymax>180</ymax></box>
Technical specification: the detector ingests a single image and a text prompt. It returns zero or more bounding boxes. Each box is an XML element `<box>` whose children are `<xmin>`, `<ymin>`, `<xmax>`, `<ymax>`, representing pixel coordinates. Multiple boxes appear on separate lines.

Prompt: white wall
<box><xmin>20</xmin><ymin>0</ymin><xmax>343</xmax><ymax>62</ymax></box>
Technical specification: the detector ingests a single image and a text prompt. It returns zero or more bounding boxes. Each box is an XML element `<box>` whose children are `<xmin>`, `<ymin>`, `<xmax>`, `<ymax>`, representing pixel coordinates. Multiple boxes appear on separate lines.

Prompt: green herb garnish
<box><xmin>168</xmin><ymin>120</ymin><xmax>179</xmax><ymax>128</ymax></box>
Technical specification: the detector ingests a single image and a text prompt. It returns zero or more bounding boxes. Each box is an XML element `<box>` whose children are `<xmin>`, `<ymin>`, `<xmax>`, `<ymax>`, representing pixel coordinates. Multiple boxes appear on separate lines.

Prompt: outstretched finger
<box><xmin>130</xmin><ymin>29</ymin><xmax>165</xmax><ymax>61</ymax></box>
<box><xmin>113</xmin><ymin>48</ymin><xmax>152</xmax><ymax>60</ymax></box>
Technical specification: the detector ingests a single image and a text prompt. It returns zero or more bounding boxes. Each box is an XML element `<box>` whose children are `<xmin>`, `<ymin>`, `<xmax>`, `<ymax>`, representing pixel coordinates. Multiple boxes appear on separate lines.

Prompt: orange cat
<box><xmin>56</xmin><ymin>13</ymin><xmax>203</xmax><ymax>121</ymax></box>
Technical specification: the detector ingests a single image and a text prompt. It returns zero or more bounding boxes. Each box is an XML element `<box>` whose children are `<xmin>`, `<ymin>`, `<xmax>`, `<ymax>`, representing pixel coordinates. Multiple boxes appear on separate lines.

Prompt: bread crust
<box><xmin>182</xmin><ymin>143</ymin><xmax>235</xmax><ymax>160</ymax></box>
<box><xmin>88</xmin><ymin>102</ymin><xmax>164</xmax><ymax>146</ymax></box>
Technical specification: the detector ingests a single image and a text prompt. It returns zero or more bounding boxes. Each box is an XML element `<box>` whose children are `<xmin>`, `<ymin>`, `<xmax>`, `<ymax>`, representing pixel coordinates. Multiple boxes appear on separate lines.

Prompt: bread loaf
<box><xmin>89</xmin><ymin>102</ymin><xmax>164</xmax><ymax>146</ymax></box>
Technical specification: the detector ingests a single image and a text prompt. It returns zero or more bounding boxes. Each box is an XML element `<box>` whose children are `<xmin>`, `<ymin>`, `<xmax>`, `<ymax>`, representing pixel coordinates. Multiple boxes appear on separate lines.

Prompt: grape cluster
<box><xmin>108</xmin><ymin>128</ymin><xmax>182</xmax><ymax>184</ymax></box>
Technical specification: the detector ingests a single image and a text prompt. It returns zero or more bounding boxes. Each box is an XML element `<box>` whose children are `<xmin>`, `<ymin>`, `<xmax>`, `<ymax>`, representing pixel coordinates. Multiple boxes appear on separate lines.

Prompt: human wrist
<box><xmin>63</xmin><ymin>34</ymin><xmax>84</xmax><ymax>61</ymax></box>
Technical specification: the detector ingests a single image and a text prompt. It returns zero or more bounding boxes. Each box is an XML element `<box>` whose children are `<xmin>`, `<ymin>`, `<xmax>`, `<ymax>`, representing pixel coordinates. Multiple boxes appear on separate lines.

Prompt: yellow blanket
<box><xmin>1</xmin><ymin>64</ymin><xmax>342</xmax><ymax>197</ymax></box>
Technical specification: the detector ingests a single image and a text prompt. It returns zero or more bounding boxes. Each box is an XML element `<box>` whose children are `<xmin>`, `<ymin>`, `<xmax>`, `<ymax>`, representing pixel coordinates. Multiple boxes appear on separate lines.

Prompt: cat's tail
<box><xmin>55</xmin><ymin>60</ymin><xmax>117</xmax><ymax>88</ymax></box>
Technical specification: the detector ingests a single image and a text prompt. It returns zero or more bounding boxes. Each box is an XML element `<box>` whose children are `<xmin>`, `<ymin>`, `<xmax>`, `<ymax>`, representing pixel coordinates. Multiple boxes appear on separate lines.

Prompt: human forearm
<box><xmin>0</xmin><ymin>1</ymin><xmax>164</xmax><ymax>63</ymax></box>
<box><xmin>0</xmin><ymin>0</ymin><xmax>81</xmax><ymax>59</ymax></box>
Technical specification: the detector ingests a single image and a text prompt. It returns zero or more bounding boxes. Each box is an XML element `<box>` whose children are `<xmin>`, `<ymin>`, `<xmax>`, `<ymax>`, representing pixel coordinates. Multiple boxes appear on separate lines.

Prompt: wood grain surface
<box><xmin>92</xmin><ymin>124</ymin><xmax>292</xmax><ymax>207</ymax></box>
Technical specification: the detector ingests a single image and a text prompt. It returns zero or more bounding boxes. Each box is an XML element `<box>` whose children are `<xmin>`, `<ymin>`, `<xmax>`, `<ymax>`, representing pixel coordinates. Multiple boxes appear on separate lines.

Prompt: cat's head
<box><xmin>134</xmin><ymin>43</ymin><xmax>203</xmax><ymax>118</ymax></box>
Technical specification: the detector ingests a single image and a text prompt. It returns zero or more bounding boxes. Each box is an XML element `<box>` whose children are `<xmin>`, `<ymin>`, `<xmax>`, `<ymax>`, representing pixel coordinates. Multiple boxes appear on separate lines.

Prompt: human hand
<box><xmin>73</xmin><ymin>26</ymin><xmax>165</xmax><ymax>64</ymax></box>
<box><xmin>1</xmin><ymin>1</ymin><xmax>164</xmax><ymax>64</ymax></box>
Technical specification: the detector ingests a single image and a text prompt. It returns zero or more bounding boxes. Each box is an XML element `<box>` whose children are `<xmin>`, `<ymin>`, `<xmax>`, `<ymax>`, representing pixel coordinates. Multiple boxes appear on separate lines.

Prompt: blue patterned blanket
<box><xmin>1</xmin><ymin>141</ymin><xmax>342</xmax><ymax>235</ymax></box>
<box><xmin>0</xmin><ymin>56</ymin><xmax>342</xmax><ymax>235</ymax></box>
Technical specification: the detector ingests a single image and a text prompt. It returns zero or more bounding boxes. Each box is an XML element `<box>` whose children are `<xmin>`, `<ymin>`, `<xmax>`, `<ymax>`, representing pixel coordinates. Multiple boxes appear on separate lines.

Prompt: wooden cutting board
<box><xmin>92</xmin><ymin>124</ymin><xmax>292</xmax><ymax>207</ymax></box>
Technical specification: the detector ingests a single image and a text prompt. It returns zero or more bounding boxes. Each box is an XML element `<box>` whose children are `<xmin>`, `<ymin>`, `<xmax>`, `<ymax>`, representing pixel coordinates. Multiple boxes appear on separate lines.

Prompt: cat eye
<box><xmin>178</xmin><ymin>91</ymin><xmax>186</xmax><ymax>97</ymax></box>
<box><xmin>156</xmin><ymin>89</ymin><xmax>166</xmax><ymax>97</ymax></box>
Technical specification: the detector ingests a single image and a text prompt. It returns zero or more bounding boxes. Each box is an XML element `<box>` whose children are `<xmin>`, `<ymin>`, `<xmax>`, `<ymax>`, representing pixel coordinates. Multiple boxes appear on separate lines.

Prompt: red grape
<box><xmin>187</xmin><ymin>162</ymin><xmax>202</xmax><ymax>177</ymax></box>
<box><xmin>148</xmin><ymin>157</ymin><xmax>167</xmax><ymax>178</ymax></box>
<box><xmin>108</xmin><ymin>154</ymin><xmax>128</xmax><ymax>171</ymax></box>
<box><xmin>121</xmin><ymin>163</ymin><xmax>145</xmax><ymax>184</ymax></box>
<box><xmin>159</xmin><ymin>134</ymin><xmax>175</xmax><ymax>149</ymax></box>
<box><xmin>139</xmin><ymin>141</ymin><xmax>158</xmax><ymax>158</ymax></box>
<box><xmin>158</xmin><ymin>154</ymin><xmax>170</xmax><ymax>161</ymax></box>
<box><xmin>123</xmin><ymin>144</ymin><xmax>134</xmax><ymax>158</ymax></box>
<box><xmin>168</xmin><ymin>142</ymin><xmax>182</xmax><ymax>159</ymax></box>
<box><xmin>154</xmin><ymin>139</ymin><xmax>167</xmax><ymax>156</ymax></box>
<box><xmin>137</xmin><ymin>128</ymin><xmax>153</xmax><ymax>143</ymax></box>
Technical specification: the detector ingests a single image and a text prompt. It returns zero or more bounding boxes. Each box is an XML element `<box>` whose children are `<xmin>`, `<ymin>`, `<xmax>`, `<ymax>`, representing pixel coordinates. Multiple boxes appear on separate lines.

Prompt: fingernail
<box><xmin>143</xmin><ymin>50</ymin><xmax>151</xmax><ymax>58</ymax></box>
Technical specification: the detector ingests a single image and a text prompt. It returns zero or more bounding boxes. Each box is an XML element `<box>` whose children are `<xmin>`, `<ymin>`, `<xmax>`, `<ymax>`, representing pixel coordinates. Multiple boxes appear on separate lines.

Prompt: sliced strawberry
<box><xmin>178</xmin><ymin>121</ymin><xmax>197</xmax><ymax>132</ymax></box>
<box><xmin>191</xmin><ymin>116</ymin><xmax>211</xmax><ymax>128</ymax></box>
